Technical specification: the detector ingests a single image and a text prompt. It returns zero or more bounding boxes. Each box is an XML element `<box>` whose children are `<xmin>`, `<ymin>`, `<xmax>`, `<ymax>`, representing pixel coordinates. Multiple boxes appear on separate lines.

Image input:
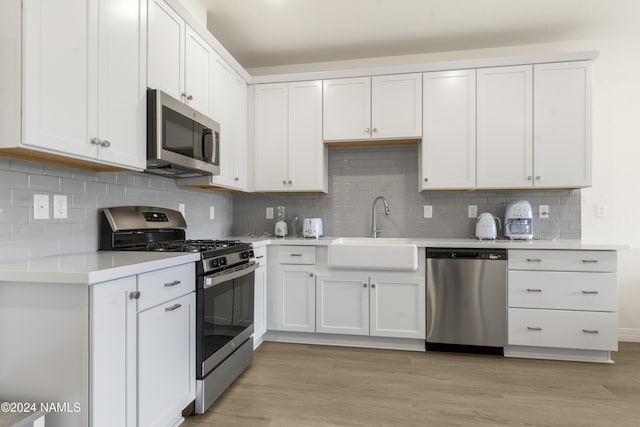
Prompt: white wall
<box><xmin>249</xmin><ymin>38</ymin><xmax>640</xmax><ymax>340</ymax></box>
<box><xmin>179</xmin><ymin>0</ymin><xmax>207</xmax><ymax>26</ymax></box>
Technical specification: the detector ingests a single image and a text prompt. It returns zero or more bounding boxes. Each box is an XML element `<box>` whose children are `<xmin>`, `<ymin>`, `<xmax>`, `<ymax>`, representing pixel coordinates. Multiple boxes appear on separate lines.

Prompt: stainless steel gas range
<box><xmin>99</xmin><ymin>206</ymin><xmax>255</xmax><ymax>414</ymax></box>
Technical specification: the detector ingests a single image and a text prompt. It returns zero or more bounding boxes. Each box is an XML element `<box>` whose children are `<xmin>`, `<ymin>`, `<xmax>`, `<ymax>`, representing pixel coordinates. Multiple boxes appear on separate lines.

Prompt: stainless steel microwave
<box><xmin>146</xmin><ymin>89</ymin><xmax>220</xmax><ymax>177</ymax></box>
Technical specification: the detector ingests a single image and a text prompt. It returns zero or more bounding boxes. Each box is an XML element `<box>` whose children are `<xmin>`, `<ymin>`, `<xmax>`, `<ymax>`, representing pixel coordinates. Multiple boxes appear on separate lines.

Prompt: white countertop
<box><xmin>0</xmin><ymin>251</ymin><xmax>200</xmax><ymax>285</ymax></box>
<box><xmin>230</xmin><ymin>236</ymin><xmax>627</xmax><ymax>251</ymax></box>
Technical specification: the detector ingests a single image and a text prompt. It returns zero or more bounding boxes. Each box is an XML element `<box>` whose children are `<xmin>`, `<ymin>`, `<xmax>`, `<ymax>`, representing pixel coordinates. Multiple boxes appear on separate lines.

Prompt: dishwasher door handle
<box><xmin>451</xmin><ymin>252</ymin><xmax>480</xmax><ymax>259</ymax></box>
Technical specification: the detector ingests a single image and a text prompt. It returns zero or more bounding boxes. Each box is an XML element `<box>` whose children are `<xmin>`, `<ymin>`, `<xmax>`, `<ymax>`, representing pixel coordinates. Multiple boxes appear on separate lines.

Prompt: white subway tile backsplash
<box><xmin>29</xmin><ymin>174</ymin><xmax>60</xmax><ymax>192</ymax></box>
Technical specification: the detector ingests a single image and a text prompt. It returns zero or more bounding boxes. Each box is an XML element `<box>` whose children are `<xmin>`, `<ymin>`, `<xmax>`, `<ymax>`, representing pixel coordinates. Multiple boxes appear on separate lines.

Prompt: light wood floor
<box><xmin>184</xmin><ymin>341</ymin><xmax>640</xmax><ymax>426</ymax></box>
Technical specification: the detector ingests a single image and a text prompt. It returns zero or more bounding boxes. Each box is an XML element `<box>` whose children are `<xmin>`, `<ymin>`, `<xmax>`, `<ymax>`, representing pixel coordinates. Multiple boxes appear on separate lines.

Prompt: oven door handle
<box><xmin>204</xmin><ymin>261</ymin><xmax>257</xmax><ymax>289</ymax></box>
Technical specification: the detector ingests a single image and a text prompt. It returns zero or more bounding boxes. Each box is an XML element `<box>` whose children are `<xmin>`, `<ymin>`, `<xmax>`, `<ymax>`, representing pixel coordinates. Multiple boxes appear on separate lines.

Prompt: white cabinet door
<box><xmin>316</xmin><ymin>274</ymin><xmax>369</xmax><ymax>336</ymax></box>
<box><xmin>274</xmin><ymin>265</ymin><xmax>316</xmax><ymax>332</ymax></box>
<box><xmin>371</xmin><ymin>73</ymin><xmax>422</xmax><ymax>139</ymax></box>
<box><xmin>477</xmin><ymin>65</ymin><xmax>533</xmax><ymax>189</ymax></box>
<box><xmin>323</xmin><ymin>77</ymin><xmax>371</xmax><ymax>141</ymax></box>
<box><xmin>534</xmin><ymin>61</ymin><xmax>592</xmax><ymax>188</ymax></box>
<box><xmin>147</xmin><ymin>0</ymin><xmax>185</xmax><ymax>101</ymax></box>
<box><xmin>231</xmin><ymin>72</ymin><xmax>248</xmax><ymax>190</ymax></box>
<box><xmin>254</xmin><ymin>83</ymin><xmax>289</xmax><ymax>191</ymax></box>
<box><xmin>210</xmin><ymin>55</ymin><xmax>235</xmax><ymax>187</ymax></box>
<box><xmin>22</xmin><ymin>0</ymin><xmax>96</xmax><ymax>159</ymax></box>
<box><xmin>138</xmin><ymin>292</ymin><xmax>195</xmax><ymax>427</ymax></box>
<box><xmin>95</xmin><ymin>0</ymin><xmax>144</xmax><ymax>169</ymax></box>
<box><xmin>369</xmin><ymin>275</ymin><xmax>425</xmax><ymax>339</ymax></box>
<box><xmin>288</xmin><ymin>80</ymin><xmax>326</xmax><ymax>192</ymax></box>
<box><xmin>184</xmin><ymin>26</ymin><xmax>212</xmax><ymax>115</ymax></box>
<box><xmin>421</xmin><ymin>70</ymin><xmax>476</xmax><ymax>190</ymax></box>
<box><xmin>253</xmin><ymin>248</ymin><xmax>268</xmax><ymax>347</ymax></box>
<box><xmin>90</xmin><ymin>276</ymin><xmax>137</xmax><ymax>427</ymax></box>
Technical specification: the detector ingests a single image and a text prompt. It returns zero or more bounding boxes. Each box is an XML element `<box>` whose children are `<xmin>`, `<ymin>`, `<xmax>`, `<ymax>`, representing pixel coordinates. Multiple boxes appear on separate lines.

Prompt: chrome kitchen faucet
<box><xmin>371</xmin><ymin>196</ymin><xmax>391</xmax><ymax>238</ymax></box>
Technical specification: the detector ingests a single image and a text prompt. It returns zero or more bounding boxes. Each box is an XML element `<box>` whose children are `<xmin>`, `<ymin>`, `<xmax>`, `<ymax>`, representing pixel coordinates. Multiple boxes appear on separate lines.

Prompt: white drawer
<box><xmin>508</xmin><ymin>271</ymin><xmax>617</xmax><ymax>312</ymax></box>
<box><xmin>508</xmin><ymin>250</ymin><xmax>617</xmax><ymax>272</ymax></box>
<box><xmin>508</xmin><ymin>308</ymin><xmax>618</xmax><ymax>351</ymax></box>
<box><xmin>254</xmin><ymin>246</ymin><xmax>267</xmax><ymax>268</ymax></box>
<box><xmin>278</xmin><ymin>246</ymin><xmax>316</xmax><ymax>265</ymax></box>
<box><xmin>138</xmin><ymin>263</ymin><xmax>195</xmax><ymax>311</ymax></box>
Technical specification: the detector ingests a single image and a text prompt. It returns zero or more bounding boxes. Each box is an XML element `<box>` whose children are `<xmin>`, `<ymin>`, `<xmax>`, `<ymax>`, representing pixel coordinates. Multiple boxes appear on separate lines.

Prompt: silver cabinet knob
<box><xmin>187</xmin><ymin>94</ymin><xmax>193</xmax><ymax>101</ymax></box>
<box><xmin>371</xmin><ymin>283</ymin><xmax>376</xmax><ymax>289</ymax></box>
<box><xmin>372</xmin><ymin>128</ymin><xmax>377</xmax><ymax>132</ymax></box>
<box><xmin>129</xmin><ymin>291</ymin><xmax>140</xmax><ymax>300</ymax></box>
<box><xmin>234</xmin><ymin>177</ymin><xmax>239</xmax><ymax>181</ymax></box>
<box><xmin>181</xmin><ymin>92</ymin><xmax>187</xmax><ymax>99</ymax></box>
<box><xmin>91</xmin><ymin>137</ymin><xmax>101</xmax><ymax>145</ymax></box>
<box><xmin>535</xmin><ymin>176</ymin><xmax>541</xmax><ymax>180</ymax></box>
<box><xmin>288</xmin><ymin>180</ymin><xmax>292</xmax><ymax>184</ymax></box>
<box><xmin>424</xmin><ymin>177</ymin><xmax>429</xmax><ymax>182</ymax></box>
<box><xmin>527</xmin><ymin>176</ymin><xmax>533</xmax><ymax>180</ymax></box>
<box><xmin>362</xmin><ymin>283</ymin><xmax>368</xmax><ymax>288</ymax></box>
<box><xmin>101</xmin><ymin>140</ymin><xmax>111</xmax><ymax>148</ymax></box>
<box><xmin>309</xmin><ymin>273</ymin><xmax>314</xmax><ymax>277</ymax></box>
<box><xmin>365</xmin><ymin>128</ymin><xmax>370</xmax><ymax>133</ymax></box>
<box><xmin>282</xmin><ymin>180</ymin><xmax>287</xmax><ymax>185</ymax></box>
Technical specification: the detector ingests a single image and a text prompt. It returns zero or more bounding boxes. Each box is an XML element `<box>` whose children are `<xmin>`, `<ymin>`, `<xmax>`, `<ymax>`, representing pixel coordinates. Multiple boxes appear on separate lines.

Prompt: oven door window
<box><xmin>201</xmin><ymin>272</ymin><xmax>254</xmax><ymax>362</ymax></box>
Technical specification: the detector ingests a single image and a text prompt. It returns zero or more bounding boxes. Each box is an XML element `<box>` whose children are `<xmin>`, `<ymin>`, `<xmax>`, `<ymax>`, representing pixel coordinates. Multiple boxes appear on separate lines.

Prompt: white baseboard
<box><xmin>618</xmin><ymin>328</ymin><xmax>640</xmax><ymax>342</ymax></box>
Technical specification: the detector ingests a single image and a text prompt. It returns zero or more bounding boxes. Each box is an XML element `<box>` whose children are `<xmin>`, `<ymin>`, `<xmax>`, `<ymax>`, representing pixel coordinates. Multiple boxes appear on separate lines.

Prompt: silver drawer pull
<box><xmin>582</xmin><ymin>329</ymin><xmax>599</xmax><ymax>334</ymax></box>
<box><xmin>165</xmin><ymin>303</ymin><xmax>182</xmax><ymax>312</ymax></box>
<box><xmin>526</xmin><ymin>258</ymin><xmax>542</xmax><ymax>262</ymax></box>
<box><xmin>526</xmin><ymin>288</ymin><xmax>542</xmax><ymax>293</ymax></box>
<box><xmin>164</xmin><ymin>280</ymin><xmax>181</xmax><ymax>287</ymax></box>
<box><xmin>290</xmin><ymin>253</ymin><xmax>303</xmax><ymax>257</ymax></box>
<box><xmin>527</xmin><ymin>326</ymin><xmax>543</xmax><ymax>331</ymax></box>
<box><xmin>582</xmin><ymin>290</ymin><xmax>599</xmax><ymax>295</ymax></box>
<box><xmin>582</xmin><ymin>259</ymin><xmax>599</xmax><ymax>263</ymax></box>
<box><xmin>256</xmin><ymin>255</ymin><xmax>264</xmax><ymax>259</ymax></box>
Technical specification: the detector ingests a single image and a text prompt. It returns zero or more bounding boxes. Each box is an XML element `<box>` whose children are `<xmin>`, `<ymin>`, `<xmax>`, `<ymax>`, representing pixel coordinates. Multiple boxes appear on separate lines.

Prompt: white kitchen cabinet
<box><xmin>316</xmin><ymin>272</ymin><xmax>425</xmax><ymax>339</ymax></box>
<box><xmin>253</xmin><ymin>246</ymin><xmax>268</xmax><ymax>348</ymax></box>
<box><xmin>506</xmin><ymin>249</ymin><xmax>618</xmax><ymax>363</ymax></box>
<box><xmin>268</xmin><ymin>246</ymin><xmax>316</xmax><ymax>332</ymax></box>
<box><xmin>180</xmin><ymin>55</ymin><xmax>249</xmax><ymax>191</ymax></box>
<box><xmin>91</xmin><ymin>276</ymin><xmax>138</xmax><ymax>427</ymax></box>
<box><xmin>138</xmin><ymin>292</ymin><xmax>195</xmax><ymax>427</ymax></box>
<box><xmin>533</xmin><ymin>61</ymin><xmax>592</xmax><ymax>188</ymax></box>
<box><xmin>477</xmin><ymin>65</ymin><xmax>533</xmax><ymax>189</ymax></box>
<box><xmin>0</xmin><ymin>0</ymin><xmax>145</xmax><ymax>171</ymax></box>
<box><xmin>148</xmin><ymin>0</ymin><xmax>211</xmax><ymax>114</ymax></box>
<box><xmin>253</xmin><ymin>81</ymin><xmax>327</xmax><ymax>192</ymax></box>
<box><xmin>323</xmin><ymin>74</ymin><xmax>422</xmax><ymax>142</ymax></box>
<box><xmin>316</xmin><ymin>274</ymin><xmax>370</xmax><ymax>336</ymax></box>
<box><xmin>420</xmin><ymin>69</ymin><xmax>476</xmax><ymax>190</ymax></box>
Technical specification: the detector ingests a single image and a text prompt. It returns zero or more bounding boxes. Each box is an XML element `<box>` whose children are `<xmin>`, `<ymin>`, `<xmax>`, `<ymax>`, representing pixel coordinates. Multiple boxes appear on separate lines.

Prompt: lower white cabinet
<box><xmin>253</xmin><ymin>246</ymin><xmax>268</xmax><ymax>347</ymax></box>
<box><xmin>268</xmin><ymin>246</ymin><xmax>316</xmax><ymax>332</ymax></box>
<box><xmin>316</xmin><ymin>272</ymin><xmax>426</xmax><ymax>339</ymax></box>
<box><xmin>138</xmin><ymin>292</ymin><xmax>195</xmax><ymax>427</ymax></box>
<box><xmin>506</xmin><ymin>250</ymin><xmax>617</xmax><ymax>362</ymax></box>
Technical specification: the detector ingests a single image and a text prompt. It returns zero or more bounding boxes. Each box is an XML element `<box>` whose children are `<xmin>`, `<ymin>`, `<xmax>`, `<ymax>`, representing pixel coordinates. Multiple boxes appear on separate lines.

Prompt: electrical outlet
<box><xmin>468</xmin><ymin>205</ymin><xmax>478</xmax><ymax>218</ymax></box>
<box><xmin>596</xmin><ymin>204</ymin><xmax>607</xmax><ymax>218</ymax></box>
<box><xmin>209</xmin><ymin>206</ymin><xmax>215</xmax><ymax>220</ymax></box>
<box><xmin>539</xmin><ymin>205</ymin><xmax>549</xmax><ymax>219</ymax></box>
<box><xmin>266</xmin><ymin>207</ymin><xmax>274</xmax><ymax>219</ymax></box>
<box><xmin>423</xmin><ymin>205</ymin><xmax>433</xmax><ymax>219</ymax></box>
<box><xmin>53</xmin><ymin>195</ymin><xmax>67</xmax><ymax>219</ymax></box>
<box><xmin>34</xmin><ymin>194</ymin><xmax>49</xmax><ymax>219</ymax></box>
<box><xmin>178</xmin><ymin>203</ymin><xmax>186</xmax><ymax>216</ymax></box>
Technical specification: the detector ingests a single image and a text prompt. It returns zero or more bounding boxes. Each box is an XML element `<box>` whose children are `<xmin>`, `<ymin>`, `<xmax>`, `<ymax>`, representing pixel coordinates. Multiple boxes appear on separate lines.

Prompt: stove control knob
<box><xmin>249</xmin><ymin>250</ymin><xmax>255</xmax><ymax>258</ymax></box>
<box><xmin>212</xmin><ymin>259</ymin><xmax>219</xmax><ymax>267</ymax></box>
<box><xmin>220</xmin><ymin>257</ymin><xmax>227</xmax><ymax>266</ymax></box>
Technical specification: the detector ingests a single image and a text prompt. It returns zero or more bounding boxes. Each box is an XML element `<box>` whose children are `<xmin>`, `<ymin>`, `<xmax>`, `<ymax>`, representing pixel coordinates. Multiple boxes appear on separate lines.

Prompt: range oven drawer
<box><xmin>138</xmin><ymin>263</ymin><xmax>195</xmax><ymax>311</ymax></box>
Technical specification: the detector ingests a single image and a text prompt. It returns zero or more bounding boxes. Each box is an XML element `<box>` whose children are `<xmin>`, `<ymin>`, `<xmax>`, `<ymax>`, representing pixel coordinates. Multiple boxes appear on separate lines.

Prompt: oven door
<box><xmin>197</xmin><ymin>262</ymin><xmax>256</xmax><ymax>378</ymax></box>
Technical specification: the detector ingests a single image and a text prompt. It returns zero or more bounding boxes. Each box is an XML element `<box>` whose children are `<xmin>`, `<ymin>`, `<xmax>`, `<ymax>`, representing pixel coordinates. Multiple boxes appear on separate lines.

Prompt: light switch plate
<box><xmin>34</xmin><ymin>194</ymin><xmax>49</xmax><ymax>219</ymax></box>
<box><xmin>468</xmin><ymin>205</ymin><xmax>478</xmax><ymax>218</ymax></box>
<box><xmin>423</xmin><ymin>205</ymin><xmax>432</xmax><ymax>218</ymax></box>
<box><xmin>178</xmin><ymin>203</ymin><xmax>186</xmax><ymax>216</ymax></box>
<box><xmin>266</xmin><ymin>207</ymin><xmax>274</xmax><ymax>219</ymax></box>
<box><xmin>53</xmin><ymin>195</ymin><xmax>67</xmax><ymax>219</ymax></box>
<box><xmin>596</xmin><ymin>204</ymin><xmax>607</xmax><ymax>218</ymax></box>
<box><xmin>209</xmin><ymin>206</ymin><xmax>215</xmax><ymax>220</ymax></box>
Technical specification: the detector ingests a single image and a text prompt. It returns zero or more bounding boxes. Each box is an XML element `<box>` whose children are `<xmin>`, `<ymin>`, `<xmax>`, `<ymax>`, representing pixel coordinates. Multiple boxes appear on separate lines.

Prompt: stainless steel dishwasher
<box><xmin>426</xmin><ymin>248</ymin><xmax>507</xmax><ymax>354</ymax></box>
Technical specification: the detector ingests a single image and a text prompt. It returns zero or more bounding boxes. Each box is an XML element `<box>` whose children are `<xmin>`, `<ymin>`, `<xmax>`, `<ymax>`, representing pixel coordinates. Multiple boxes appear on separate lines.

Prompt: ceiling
<box><xmin>197</xmin><ymin>0</ymin><xmax>639</xmax><ymax>69</ymax></box>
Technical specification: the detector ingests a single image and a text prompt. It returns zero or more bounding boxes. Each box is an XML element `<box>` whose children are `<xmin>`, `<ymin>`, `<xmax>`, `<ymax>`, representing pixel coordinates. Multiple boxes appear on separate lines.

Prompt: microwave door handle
<box><xmin>202</xmin><ymin>129</ymin><xmax>213</xmax><ymax>163</ymax></box>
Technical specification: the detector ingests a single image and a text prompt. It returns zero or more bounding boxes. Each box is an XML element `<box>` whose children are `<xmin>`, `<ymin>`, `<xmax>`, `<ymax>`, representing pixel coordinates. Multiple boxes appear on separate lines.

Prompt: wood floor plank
<box><xmin>184</xmin><ymin>341</ymin><xmax>640</xmax><ymax>427</ymax></box>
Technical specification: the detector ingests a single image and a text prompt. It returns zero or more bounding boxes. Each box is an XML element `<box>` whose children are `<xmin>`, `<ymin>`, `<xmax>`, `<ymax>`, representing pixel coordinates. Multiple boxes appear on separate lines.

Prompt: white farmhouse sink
<box><xmin>328</xmin><ymin>237</ymin><xmax>418</xmax><ymax>271</ymax></box>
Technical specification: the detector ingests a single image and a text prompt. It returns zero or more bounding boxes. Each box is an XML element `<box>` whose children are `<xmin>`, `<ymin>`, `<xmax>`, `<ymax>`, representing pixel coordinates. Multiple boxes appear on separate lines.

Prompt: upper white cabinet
<box><xmin>533</xmin><ymin>61</ymin><xmax>592</xmax><ymax>188</ymax></box>
<box><xmin>477</xmin><ymin>61</ymin><xmax>592</xmax><ymax>189</ymax></box>
<box><xmin>0</xmin><ymin>0</ymin><xmax>145</xmax><ymax>171</ymax></box>
<box><xmin>148</xmin><ymin>0</ymin><xmax>211</xmax><ymax>115</ymax></box>
<box><xmin>477</xmin><ymin>65</ymin><xmax>533</xmax><ymax>189</ymax></box>
<box><xmin>323</xmin><ymin>74</ymin><xmax>422</xmax><ymax>142</ymax></box>
<box><xmin>420</xmin><ymin>69</ymin><xmax>476</xmax><ymax>190</ymax></box>
<box><xmin>253</xmin><ymin>81</ymin><xmax>327</xmax><ymax>192</ymax></box>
